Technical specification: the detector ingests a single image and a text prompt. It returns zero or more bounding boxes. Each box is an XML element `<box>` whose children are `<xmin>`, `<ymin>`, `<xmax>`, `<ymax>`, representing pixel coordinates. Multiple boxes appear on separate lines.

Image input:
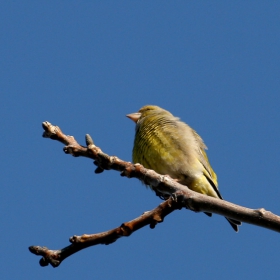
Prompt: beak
<box><xmin>126</xmin><ymin>112</ymin><xmax>141</xmax><ymax>123</ymax></box>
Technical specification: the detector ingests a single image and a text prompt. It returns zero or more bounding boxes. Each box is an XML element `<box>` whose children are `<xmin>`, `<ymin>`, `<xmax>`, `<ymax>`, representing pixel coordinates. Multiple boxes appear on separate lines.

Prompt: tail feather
<box><xmin>229</xmin><ymin>218</ymin><xmax>242</xmax><ymax>225</ymax></box>
<box><xmin>204</xmin><ymin>176</ymin><xmax>241</xmax><ymax>232</ymax></box>
<box><xmin>226</xmin><ymin>217</ymin><xmax>241</xmax><ymax>232</ymax></box>
<box><xmin>204</xmin><ymin>212</ymin><xmax>241</xmax><ymax>232</ymax></box>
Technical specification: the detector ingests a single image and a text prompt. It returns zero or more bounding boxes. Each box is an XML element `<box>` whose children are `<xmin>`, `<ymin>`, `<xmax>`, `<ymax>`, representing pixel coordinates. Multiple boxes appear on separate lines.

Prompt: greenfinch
<box><xmin>127</xmin><ymin>105</ymin><xmax>241</xmax><ymax>232</ymax></box>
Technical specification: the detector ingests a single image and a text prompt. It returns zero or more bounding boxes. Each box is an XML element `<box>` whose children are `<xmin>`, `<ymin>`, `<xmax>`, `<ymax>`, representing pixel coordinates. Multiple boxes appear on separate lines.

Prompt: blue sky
<box><xmin>1</xmin><ymin>1</ymin><xmax>280</xmax><ymax>279</ymax></box>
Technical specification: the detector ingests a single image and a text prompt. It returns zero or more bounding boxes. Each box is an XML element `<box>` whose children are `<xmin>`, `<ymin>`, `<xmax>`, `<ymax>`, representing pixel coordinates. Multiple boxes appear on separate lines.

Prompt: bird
<box><xmin>127</xmin><ymin>105</ymin><xmax>241</xmax><ymax>232</ymax></box>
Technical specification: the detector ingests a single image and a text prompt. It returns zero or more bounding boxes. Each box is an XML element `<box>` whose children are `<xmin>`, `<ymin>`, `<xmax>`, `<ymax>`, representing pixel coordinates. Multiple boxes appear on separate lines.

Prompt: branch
<box><xmin>29</xmin><ymin>196</ymin><xmax>182</xmax><ymax>267</ymax></box>
<box><xmin>29</xmin><ymin>121</ymin><xmax>280</xmax><ymax>267</ymax></box>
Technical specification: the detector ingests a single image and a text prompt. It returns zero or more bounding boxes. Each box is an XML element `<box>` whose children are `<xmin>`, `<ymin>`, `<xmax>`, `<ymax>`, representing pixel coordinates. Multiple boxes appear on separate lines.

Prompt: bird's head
<box><xmin>126</xmin><ymin>105</ymin><xmax>168</xmax><ymax>123</ymax></box>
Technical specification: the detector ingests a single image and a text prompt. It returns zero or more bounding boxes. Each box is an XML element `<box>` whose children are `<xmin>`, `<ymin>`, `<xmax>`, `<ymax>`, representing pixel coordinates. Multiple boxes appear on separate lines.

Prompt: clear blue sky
<box><xmin>1</xmin><ymin>1</ymin><xmax>280</xmax><ymax>279</ymax></box>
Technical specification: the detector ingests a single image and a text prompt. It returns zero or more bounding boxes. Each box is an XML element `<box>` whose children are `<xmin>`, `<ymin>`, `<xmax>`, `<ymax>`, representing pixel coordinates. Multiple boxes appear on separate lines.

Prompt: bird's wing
<box><xmin>191</xmin><ymin>129</ymin><xmax>218</xmax><ymax>187</ymax></box>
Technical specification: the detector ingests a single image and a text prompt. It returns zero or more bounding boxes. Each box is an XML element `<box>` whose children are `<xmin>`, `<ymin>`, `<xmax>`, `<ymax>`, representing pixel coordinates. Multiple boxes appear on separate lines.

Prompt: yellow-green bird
<box><xmin>127</xmin><ymin>105</ymin><xmax>241</xmax><ymax>232</ymax></box>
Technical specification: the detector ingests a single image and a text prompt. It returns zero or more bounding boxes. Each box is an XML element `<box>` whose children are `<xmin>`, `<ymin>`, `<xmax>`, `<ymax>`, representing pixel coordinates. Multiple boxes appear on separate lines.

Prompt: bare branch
<box><xmin>29</xmin><ymin>121</ymin><xmax>280</xmax><ymax>267</ymax></box>
<box><xmin>29</xmin><ymin>196</ymin><xmax>182</xmax><ymax>267</ymax></box>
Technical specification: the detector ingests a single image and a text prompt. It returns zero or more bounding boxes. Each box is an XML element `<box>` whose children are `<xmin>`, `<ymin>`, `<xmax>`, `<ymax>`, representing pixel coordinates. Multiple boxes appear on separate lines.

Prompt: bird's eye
<box><xmin>139</xmin><ymin>106</ymin><xmax>157</xmax><ymax>114</ymax></box>
<box><xmin>144</xmin><ymin>107</ymin><xmax>153</xmax><ymax>111</ymax></box>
